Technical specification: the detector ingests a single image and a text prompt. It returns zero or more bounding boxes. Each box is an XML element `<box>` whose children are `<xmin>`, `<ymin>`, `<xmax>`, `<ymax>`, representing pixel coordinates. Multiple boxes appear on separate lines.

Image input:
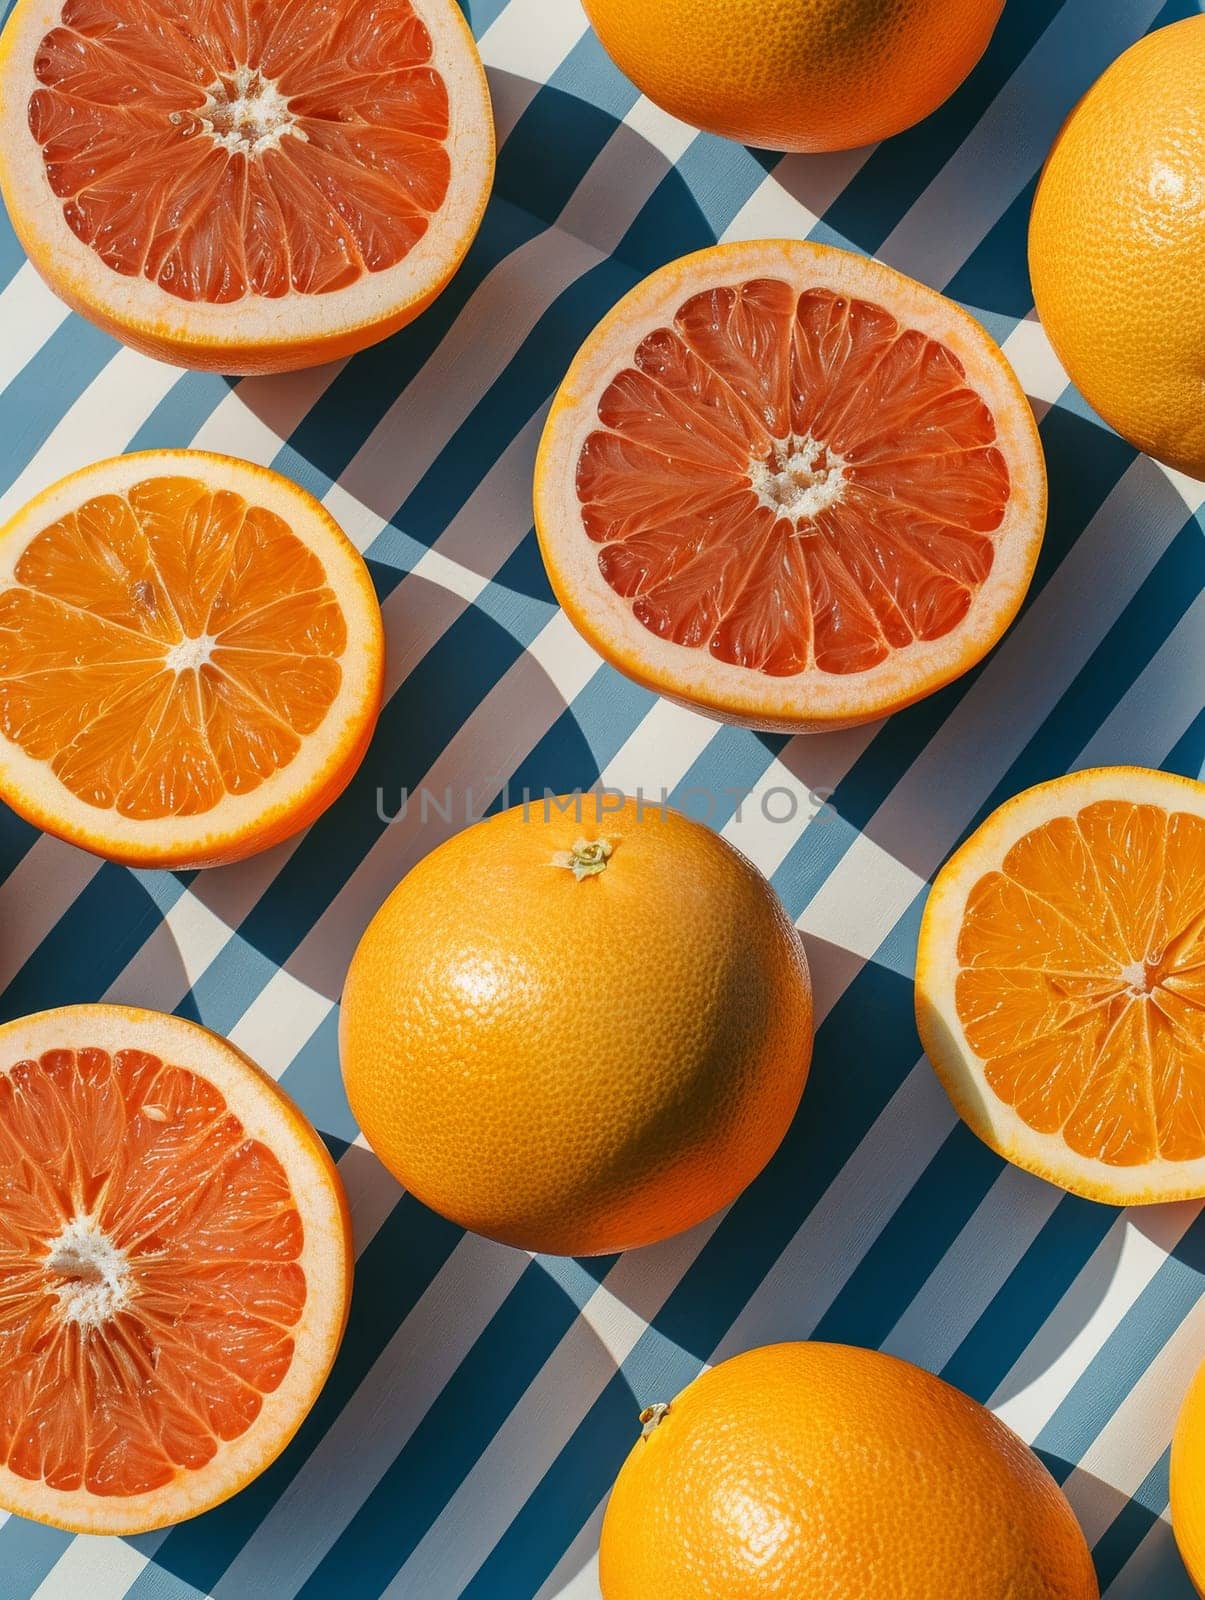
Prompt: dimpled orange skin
<box><xmin>1029</xmin><ymin>18</ymin><xmax>1205</xmax><ymax>479</ymax></box>
<box><xmin>338</xmin><ymin>798</ymin><xmax>813</xmax><ymax>1256</ymax></box>
<box><xmin>1171</xmin><ymin>1357</ymin><xmax>1205</xmax><ymax>1596</ymax></box>
<box><xmin>580</xmin><ymin>0</ymin><xmax>1005</xmax><ymax>153</ymax></box>
<box><xmin>600</xmin><ymin>1343</ymin><xmax>1100</xmax><ymax>1600</ymax></box>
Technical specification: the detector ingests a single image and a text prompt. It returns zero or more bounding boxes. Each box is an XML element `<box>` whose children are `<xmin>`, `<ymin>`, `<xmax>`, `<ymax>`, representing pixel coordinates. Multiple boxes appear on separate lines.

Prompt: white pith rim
<box><xmin>0</xmin><ymin>0</ymin><xmax>494</xmax><ymax>357</ymax></box>
<box><xmin>917</xmin><ymin>766</ymin><xmax>1205</xmax><ymax>1203</ymax></box>
<box><xmin>0</xmin><ymin>450</ymin><xmax>383</xmax><ymax>866</ymax></box>
<box><xmin>0</xmin><ymin>1004</ymin><xmax>350</xmax><ymax>1535</ymax></box>
<box><xmin>535</xmin><ymin>239</ymin><xmax>1047</xmax><ymax>732</ymax></box>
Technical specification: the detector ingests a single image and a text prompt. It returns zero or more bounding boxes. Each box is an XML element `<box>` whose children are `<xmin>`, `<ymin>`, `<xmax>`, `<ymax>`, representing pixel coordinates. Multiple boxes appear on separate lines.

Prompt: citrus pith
<box><xmin>917</xmin><ymin>766</ymin><xmax>1205</xmax><ymax>1204</ymax></box>
<box><xmin>0</xmin><ymin>1004</ymin><xmax>351</xmax><ymax>1535</ymax></box>
<box><xmin>0</xmin><ymin>0</ymin><xmax>494</xmax><ymax>372</ymax></box>
<box><xmin>0</xmin><ymin>450</ymin><xmax>384</xmax><ymax>868</ymax></box>
<box><xmin>535</xmin><ymin>240</ymin><xmax>1046</xmax><ymax>732</ymax></box>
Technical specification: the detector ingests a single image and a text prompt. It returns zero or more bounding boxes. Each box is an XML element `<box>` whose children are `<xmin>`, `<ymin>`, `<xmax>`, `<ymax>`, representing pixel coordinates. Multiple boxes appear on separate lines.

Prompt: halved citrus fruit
<box><xmin>917</xmin><ymin>767</ymin><xmax>1205</xmax><ymax>1205</ymax></box>
<box><xmin>0</xmin><ymin>1004</ymin><xmax>351</xmax><ymax>1534</ymax></box>
<box><xmin>0</xmin><ymin>0</ymin><xmax>493</xmax><ymax>372</ymax></box>
<box><xmin>535</xmin><ymin>240</ymin><xmax>1046</xmax><ymax>731</ymax></box>
<box><xmin>0</xmin><ymin>449</ymin><xmax>383</xmax><ymax>868</ymax></box>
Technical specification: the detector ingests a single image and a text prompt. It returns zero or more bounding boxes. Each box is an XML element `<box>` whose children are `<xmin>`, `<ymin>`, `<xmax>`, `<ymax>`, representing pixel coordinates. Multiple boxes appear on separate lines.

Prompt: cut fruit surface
<box><xmin>535</xmin><ymin>240</ymin><xmax>1046</xmax><ymax>731</ymax></box>
<box><xmin>0</xmin><ymin>450</ymin><xmax>383</xmax><ymax>867</ymax></box>
<box><xmin>917</xmin><ymin>767</ymin><xmax>1205</xmax><ymax>1204</ymax></box>
<box><xmin>0</xmin><ymin>1004</ymin><xmax>351</xmax><ymax>1534</ymax></box>
<box><xmin>0</xmin><ymin>0</ymin><xmax>493</xmax><ymax>371</ymax></box>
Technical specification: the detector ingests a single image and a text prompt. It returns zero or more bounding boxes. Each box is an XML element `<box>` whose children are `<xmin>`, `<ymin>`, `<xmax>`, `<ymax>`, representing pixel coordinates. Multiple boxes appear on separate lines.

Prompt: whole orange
<box><xmin>580</xmin><ymin>0</ymin><xmax>1005</xmax><ymax>153</ymax></box>
<box><xmin>600</xmin><ymin>1343</ymin><xmax>1099</xmax><ymax>1600</ymax></box>
<box><xmin>1171</xmin><ymin>1355</ymin><xmax>1205</xmax><ymax>1596</ymax></box>
<box><xmin>1029</xmin><ymin>18</ymin><xmax>1205</xmax><ymax>478</ymax></box>
<box><xmin>339</xmin><ymin>798</ymin><xmax>812</xmax><ymax>1255</ymax></box>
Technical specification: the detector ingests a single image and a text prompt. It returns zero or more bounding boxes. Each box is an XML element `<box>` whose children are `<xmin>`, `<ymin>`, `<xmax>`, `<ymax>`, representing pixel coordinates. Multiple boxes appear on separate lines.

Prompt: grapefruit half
<box><xmin>0</xmin><ymin>450</ymin><xmax>384</xmax><ymax>868</ymax></box>
<box><xmin>0</xmin><ymin>1004</ymin><xmax>351</xmax><ymax>1534</ymax></box>
<box><xmin>0</xmin><ymin>0</ymin><xmax>494</xmax><ymax>372</ymax></box>
<box><xmin>917</xmin><ymin>766</ymin><xmax>1205</xmax><ymax>1204</ymax></box>
<box><xmin>535</xmin><ymin>241</ymin><xmax>1047</xmax><ymax>732</ymax></box>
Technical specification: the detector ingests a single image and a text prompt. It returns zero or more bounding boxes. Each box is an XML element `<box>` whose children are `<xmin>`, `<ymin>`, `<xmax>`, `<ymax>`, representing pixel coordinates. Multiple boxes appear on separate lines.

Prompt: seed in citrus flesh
<box><xmin>535</xmin><ymin>240</ymin><xmax>1046</xmax><ymax>732</ymax></box>
<box><xmin>917</xmin><ymin>766</ymin><xmax>1205</xmax><ymax>1204</ymax></box>
<box><xmin>600</xmin><ymin>1343</ymin><xmax>1098</xmax><ymax>1600</ymax></box>
<box><xmin>0</xmin><ymin>450</ymin><xmax>383</xmax><ymax>868</ymax></box>
<box><xmin>0</xmin><ymin>0</ymin><xmax>494</xmax><ymax>372</ymax></box>
<box><xmin>0</xmin><ymin>1004</ymin><xmax>351</xmax><ymax>1535</ymax></box>
<box><xmin>340</xmin><ymin>797</ymin><xmax>813</xmax><ymax>1256</ymax></box>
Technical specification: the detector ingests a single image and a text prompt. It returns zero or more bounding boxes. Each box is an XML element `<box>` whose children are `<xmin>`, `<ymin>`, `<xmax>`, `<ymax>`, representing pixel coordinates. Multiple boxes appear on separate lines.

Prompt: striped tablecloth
<box><xmin>1</xmin><ymin>0</ymin><xmax>1203</xmax><ymax>1595</ymax></box>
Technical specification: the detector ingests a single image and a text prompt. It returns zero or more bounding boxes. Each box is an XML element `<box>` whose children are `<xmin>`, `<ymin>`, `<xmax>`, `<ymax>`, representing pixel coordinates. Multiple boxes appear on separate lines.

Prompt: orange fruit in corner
<box><xmin>917</xmin><ymin>767</ymin><xmax>1205</xmax><ymax>1204</ymax></box>
<box><xmin>581</xmin><ymin>0</ymin><xmax>1005</xmax><ymax>153</ymax></box>
<box><xmin>1029</xmin><ymin>17</ymin><xmax>1205</xmax><ymax>479</ymax></box>
<box><xmin>340</xmin><ymin>797</ymin><xmax>813</xmax><ymax>1256</ymax></box>
<box><xmin>535</xmin><ymin>240</ymin><xmax>1046</xmax><ymax>733</ymax></box>
<box><xmin>0</xmin><ymin>1004</ymin><xmax>351</xmax><ymax>1535</ymax></box>
<box><xmin>0</xmin><ymin>0</ymin><xmax>494</xmax><ymax>373</ymax></box>
<box><xmin>0</xmin><ymin>450</ymin><xmax>384</xmax><ymax>869</ymax></box>
<box><xmin>1172</xmin><ymin>1356</ymin><xmax>1205</xmax><ymax>1597</ymax></box>
<box><xmin>600</xmin><ymin>1343</ymin><xmax>1099</xmax><ymax>1600</ymax></box>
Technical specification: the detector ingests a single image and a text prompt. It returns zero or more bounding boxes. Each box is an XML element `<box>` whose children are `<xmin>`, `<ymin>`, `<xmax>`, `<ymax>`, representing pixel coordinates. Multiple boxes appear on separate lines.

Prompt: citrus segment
<box><xmin>917</xmin><ymin>767</ymin><xmax>1205</xmax><ymax>1203</ymax></box>
<box><xmin>0</xmin><ymin>1005</ymin><xmax>350</xmax><ymax>1534</ymax></box>
<box><xmin>0</xmin><ymin>0</ymin><xmax>493</xmax><ymax>370</ymax></box>
<box><xmin>0</xmin><ymin>451</ymin><xmax>383</xmax><ymax>867</ymax></box>
<box><xmin>536</xmin><ymin>242</ymin><xmax>1046</xmax><ymax>731</ymax></box>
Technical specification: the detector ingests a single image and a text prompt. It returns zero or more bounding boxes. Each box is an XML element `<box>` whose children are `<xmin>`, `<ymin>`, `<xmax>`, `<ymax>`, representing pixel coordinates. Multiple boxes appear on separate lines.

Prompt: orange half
<box><xmin>0</xmin><ymin>450</ymin><xmax>383</xmax><ymax>867</ymax></box>
<box><xmin>0</xmin><ymin>1004</ymin><xmax>351</xmax><ymax>1534</ymax></box>
<box><xmin>0</xmin><ymin>0</ymin><xmax>494</xmax><ymax>371</ymax></box>
<box><xmin>917</xmin><ymin>767</ymin><xmax>1205</xmax><ymax>1204</ymax></box>
<box><xmin>535</xmin><ymin>240</ymin><xmax>1046</xmax><ymax>732</ymax></box>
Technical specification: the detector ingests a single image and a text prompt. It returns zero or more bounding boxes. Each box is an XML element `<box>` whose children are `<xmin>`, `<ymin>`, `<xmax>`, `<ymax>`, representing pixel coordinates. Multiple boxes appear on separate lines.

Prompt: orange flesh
<box><xmin>27</xmin><ymin>0</ymin><xmax>451</xmax><ymax>301</ymax></box>
<box><xmin>956</xmin><ymin>802</ymin><xmax>1205</xmax><ymax>1166</ymax></box>
<box><xmin>575</xmin><ymin>279</ymin><xmax>1011</xmax><ymax>676</ymax></box>
<box><xmin>0</xmin><ymin>475</ymin><xmax>346</xmax><ymax>819</ymax></box>
<box><xmin>0</xmin><ymin>1047</ymin><xmax>305</xmax><ymax>1496</ymax></box>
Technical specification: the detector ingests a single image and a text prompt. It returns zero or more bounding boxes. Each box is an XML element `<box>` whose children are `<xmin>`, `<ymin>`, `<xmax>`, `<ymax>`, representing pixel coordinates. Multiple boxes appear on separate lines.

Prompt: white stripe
<box><xmin>386</xmin><ymin>1223</ymin><xmax>725</xmax><ymax>1600</ymax></box>
<box><xmin>225</xmin><ymin>970</ymin><xmax>332</xmax><ymax>1080</ymax></box>
<box><xmin>0</xmin><ymin>264</ymin><xmax>70</xmax><ymax>395</ymax></box>
<box><xmin>1077</xmin><ymin>595</ymin><xmax>1205</xmax><ymax>772</ymax></box>
<box><xmin>30</xmin><ymin>1534</ymin><xmax>150</xmax><ymax>1600</ymax></box>
<box><xmin>1063</xmin><ymin>1295</ymin><xmax>1205</xmax><ymax>1544</ymax></box>
<box><xmin>881</xmin><ymin>1165</ymin><xmax>1064</xmax><ymax>1372</ymax></box>
<box><xmin>723</xmin><ymin>146</ymin><xmax>874</xmax><ymax>245</ymax></box>
<box><xmin>0</xmin><ymin>838</ymin><xmax>100</xmax><ymax>994</ymax></box>
<box><xmin>0</xmin><ymin>349</ymin><xmax>182</xmax><ymax>524</ymax></box>
<box><xmin>214</xmin><ymin>1234</ymin><xmax>531</xmax><ymax>1599</ymax></box>
<box><xmin>992</xmin><ymin>1204</ymin><xmax>1200</xmax><ymax>1438</ymax></box>
<box><xmin>1103</xmin><ymin>1514</ymin><xmax>1183</xmax><ymax>1599</ymax></box>
<box><xmin>881</xmin><ymin>0</ymin><xmax>1168</xmax><ymax>286</ymax></box>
